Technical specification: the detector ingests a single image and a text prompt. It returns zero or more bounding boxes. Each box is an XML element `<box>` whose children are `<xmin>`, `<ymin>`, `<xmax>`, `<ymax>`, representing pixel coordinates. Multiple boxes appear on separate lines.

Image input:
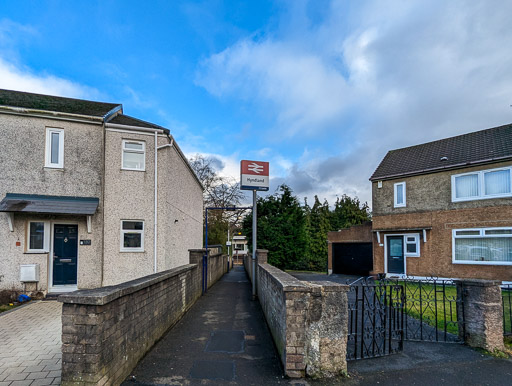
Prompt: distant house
<box><xmin>0</xmin><ymin>89</ymin><xmax>203</xmax><ymax>295</ymax></box>
<box><xmin>231</xmin><ymin>235</ymin><xmax>248</xmax><ymax>264</ymax></box>
<box><xmin>370</xmin><ymin>123</ymin><xmax>512</xmax><ymax>282</ymax></box>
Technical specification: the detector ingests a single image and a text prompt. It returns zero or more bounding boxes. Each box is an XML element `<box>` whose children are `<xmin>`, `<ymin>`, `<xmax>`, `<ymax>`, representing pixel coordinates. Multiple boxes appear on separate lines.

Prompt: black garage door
<box><xmin>333</xmin><ymin>242</ymin><xmax>373</xmax><ymax>276</ymax></box>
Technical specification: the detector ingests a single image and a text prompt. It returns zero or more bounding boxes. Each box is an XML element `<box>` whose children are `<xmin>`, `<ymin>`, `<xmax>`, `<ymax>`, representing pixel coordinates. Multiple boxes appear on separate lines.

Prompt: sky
<box><xmin>1</xmin><ymin>0</ymin><xmax>512</xmax><ymax>208</ymax></box>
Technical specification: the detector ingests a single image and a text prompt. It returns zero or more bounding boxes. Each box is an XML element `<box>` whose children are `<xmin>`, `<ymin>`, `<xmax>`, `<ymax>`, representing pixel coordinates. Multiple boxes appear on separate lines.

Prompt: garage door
<box><xmin>333</xmin><ymin>242</ymin><xmax>373</xmax><ymax>276</ymax></box>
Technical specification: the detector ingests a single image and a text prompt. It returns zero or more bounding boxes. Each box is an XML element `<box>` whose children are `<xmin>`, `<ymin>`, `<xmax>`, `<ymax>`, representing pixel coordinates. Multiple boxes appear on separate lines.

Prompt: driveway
<box><xmin>0</xmin><ymin>301</ymin><xmax>62</xmax><ymax>386</ymax></box>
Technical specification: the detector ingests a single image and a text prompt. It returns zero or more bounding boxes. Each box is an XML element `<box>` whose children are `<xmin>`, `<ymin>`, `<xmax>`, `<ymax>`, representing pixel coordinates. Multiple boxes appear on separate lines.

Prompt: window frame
<box><xmin>26</xmin><ymin>221</ymin><xmax>50</xmax><ymax>253</ymax></box>
<box><xmin>45</xmin><ymin>127</ymin><xmax>64</xmax><ymax>168</ymax></box>
<box><xmin>120</xmin><ymin>220</ymin><xmax>145</xmax><ymax>252</ymax></box>
<box><xmin>394</xmin><ymin>182</ymin><xmax>406</xmax><ymax>208</ymax></box>
<box><xmin>404</xmin><ymin>233</ymin><xmax>420</xmax><ymax>257</ymax></box>
<box><xmin>452</xmin><ymin>227</ymin><xmax>512</xmax><ymax>266</ymax></box>
<box><xmin>451</xmin><ymin>166</ymin><xmax>512</xmax><ymax>202</ymax></box>
<box><xmin>121</xmin><ymin>140</ymin><xmax>146</xmax><ymax>171</ymax></box>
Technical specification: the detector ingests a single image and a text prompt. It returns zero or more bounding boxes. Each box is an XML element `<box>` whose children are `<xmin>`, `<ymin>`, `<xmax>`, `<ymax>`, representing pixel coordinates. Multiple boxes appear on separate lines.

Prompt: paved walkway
<box><xmin>123</xmin><ymin>266</ymin><xmax>291</xmax><ymax>385</ymax></box>
<box><xmin>0</xmin><ymin>301</ymin><xmax>62</xmax><ymax>386</ymax></box>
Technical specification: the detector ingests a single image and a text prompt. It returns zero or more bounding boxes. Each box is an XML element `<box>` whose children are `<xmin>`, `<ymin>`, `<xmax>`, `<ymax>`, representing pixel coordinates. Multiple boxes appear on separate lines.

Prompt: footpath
<box><xmin>122</xmin><ymin>266</ymin><xmax>291</xmax><ymax>385</ymax></box>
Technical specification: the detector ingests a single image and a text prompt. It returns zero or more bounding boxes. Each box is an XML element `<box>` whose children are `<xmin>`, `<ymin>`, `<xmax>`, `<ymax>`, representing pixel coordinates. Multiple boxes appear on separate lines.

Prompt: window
<box><xmin>453</xmin><ymin>227</ymin><xmax>512</xmax><ymax>265</ymax></box>
<box><xmin>26</xmin><ymin>221</ymin><xmax>49</xmax><ymax>253</ymax></box>
<box><xmin>122</xmin><ymin>140</ymin><xmax>145</xmax><ymax>171</ymax></box>
<box><xmin>452</xmin><ymin>167</ymin><xmax>512</xmax><ymax>202</ymax></box>
<box><xmin>120</xmin><ymin>221</ymin><xmax>144</xmax><ymax>252</ymax></box>
<box><xmin>45</xmin><ymin>128</ymin><xmax>64</xmax><ymax>168</ymax></box>
<box><xmin>405</xmin><ymin>234</ymin><xmax>420</xmax><ymax>257</ymax></box>
<box><xmin>394</xmin><ymin>182</ymin><xmax>406</xmax><ymax>207</ymax></box>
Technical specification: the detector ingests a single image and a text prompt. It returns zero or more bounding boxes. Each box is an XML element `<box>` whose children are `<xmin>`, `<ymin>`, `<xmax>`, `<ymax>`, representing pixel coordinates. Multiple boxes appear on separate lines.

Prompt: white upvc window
<box><xmin>26</xmin><ymin>221</ymin><xmax>50</xmax><ymax>253</ymax></box>
<box><xmin>404</xmin><ymin>234</ymin><xmax>420</xmax><ymax>257</ymax></box>
<box><xmin>122</xmin><ymin>140</ymin><xmax>145</xmax><ymax>171</ymax></box>
<box><xmin>394</xmin><ymin>182</ymin><xmax>406</xmax><ymax>207</ymax></box>
<box><xmin>120</xmin><ymin>220</ymin><xmax>144</xmax><ymax>252</ymax></box>
<box><xmin>452</xmin><ymin>227</ymin><xmax>512</xmax><ymax>265</ymax></box>
<box><xmin>451</xmin><ymin>166</ymin><xmax>512</xmax><ymax>202</ymax></box>
<box><xmin>45</xmin><ymin>128</ymin><xmax>64</xmax><ymax>168</ymax></box>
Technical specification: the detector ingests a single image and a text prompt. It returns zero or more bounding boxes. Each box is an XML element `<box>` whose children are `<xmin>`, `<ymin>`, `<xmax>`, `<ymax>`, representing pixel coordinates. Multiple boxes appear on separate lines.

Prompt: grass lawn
<box><xmin>0</xmin><ymin>303</ymin><xmax>20</xmax><ymax>313</ymax></box>
<box><xmin>377</xmin><ymin>280</ymin><xmax>460</xmax><ymax>335</ymax></box>
<box><xmin>503</xmin><ymin>289</ymin><xmax>512</xmax><ymax>334</ymax></box>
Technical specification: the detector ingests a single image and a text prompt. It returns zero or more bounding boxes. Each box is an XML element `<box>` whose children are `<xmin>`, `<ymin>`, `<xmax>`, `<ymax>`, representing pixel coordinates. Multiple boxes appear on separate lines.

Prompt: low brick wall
<box><xmin>58</xmin><ymin>249</ymin><xmax>227</xmax><ymax>385</ymax></box>
<box><xmin>245</xmin><ymin>250</ymin><xmax>349</xmax><ymax>378</ymax></box>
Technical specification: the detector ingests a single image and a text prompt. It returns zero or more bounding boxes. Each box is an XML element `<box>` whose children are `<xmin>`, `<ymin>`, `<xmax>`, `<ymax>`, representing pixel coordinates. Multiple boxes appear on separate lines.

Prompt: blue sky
<box><xmin>1</xmin><ymin>0</ymin><xmax>512</xmax><ymax>207</ymax></box>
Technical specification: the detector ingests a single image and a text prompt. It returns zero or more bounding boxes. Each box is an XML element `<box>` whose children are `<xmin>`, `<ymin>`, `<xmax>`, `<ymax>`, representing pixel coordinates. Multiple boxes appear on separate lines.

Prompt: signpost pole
<box><xmin>252</xmin><ymin>189</ymin><xmax>257</xmax><ymax>299</ymax></box>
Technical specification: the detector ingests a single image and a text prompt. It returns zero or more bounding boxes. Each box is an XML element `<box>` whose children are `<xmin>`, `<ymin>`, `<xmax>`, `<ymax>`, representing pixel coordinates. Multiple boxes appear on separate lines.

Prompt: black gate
<box><xmin>382</xmin><ymin>277</ymin><xmax>464</xmax><ymax>343</ymax></box>
<box><xmin>333</xmin><ymin>242</ymin><xmax>373</xmax><ymax>276</ymax></box>
<box><xmin>347</xmin><ymin>280</ymin><xmax>404</xmax><ymax>360</ymax></box>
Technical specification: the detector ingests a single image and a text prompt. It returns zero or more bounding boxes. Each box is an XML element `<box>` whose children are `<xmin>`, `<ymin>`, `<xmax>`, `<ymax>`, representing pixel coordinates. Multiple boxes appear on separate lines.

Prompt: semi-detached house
<box><xmin>0</xmin><ymin>89</ymin><xmax>203</xmax><ymax>295</ymax></box>
<box><xmin>370</xmin><ymin>123</ymin><xmax>512</xmax><ymax>282</ymax></box>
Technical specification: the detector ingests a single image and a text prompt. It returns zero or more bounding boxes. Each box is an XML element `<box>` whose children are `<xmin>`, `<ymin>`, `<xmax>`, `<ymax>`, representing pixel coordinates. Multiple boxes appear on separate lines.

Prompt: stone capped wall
<box><xmin>245</xmin><ymin>250</ymin><xmax>349</xmax><ymax>378</ymax></box>
<box><xmin>59</xmin><ymin>249</ymin><xmax>227</xmax><ymax>386</ymax></box>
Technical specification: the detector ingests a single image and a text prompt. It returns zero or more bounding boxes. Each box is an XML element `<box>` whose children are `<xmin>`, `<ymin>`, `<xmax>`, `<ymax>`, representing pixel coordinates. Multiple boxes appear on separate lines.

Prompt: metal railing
<box><xmin>503</xmin><ymin>284</ymin><xmax>512</xmax><ymax>336</ymax></box>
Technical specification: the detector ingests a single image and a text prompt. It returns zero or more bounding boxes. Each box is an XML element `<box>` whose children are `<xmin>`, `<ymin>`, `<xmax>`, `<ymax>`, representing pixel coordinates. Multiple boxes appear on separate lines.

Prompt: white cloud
<box><xmin>0</xmin><ymin>58</ymin><xmax>99</xmax><ymax>99</ymax></box>
<box><xmin>196</xmin><ymin>0</ymin><xmax>512</xmax><ymax>208</ymax></box>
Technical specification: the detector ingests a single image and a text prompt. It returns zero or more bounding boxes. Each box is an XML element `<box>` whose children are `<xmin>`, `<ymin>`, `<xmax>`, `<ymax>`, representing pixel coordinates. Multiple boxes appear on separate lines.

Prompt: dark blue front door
<box><xmin>387</xmin><ymin>236</ymin><xmax>405</xmax><ymax>274</ymax></box>
<box><xmin>53</xmin><ymin>224</ymin><xmax>78</xmax><ymax>286</ymax></box>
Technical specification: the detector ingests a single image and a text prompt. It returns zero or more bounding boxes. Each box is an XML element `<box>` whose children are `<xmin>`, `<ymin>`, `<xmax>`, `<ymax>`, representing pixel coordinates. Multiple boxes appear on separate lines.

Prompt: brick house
<box><xmin>370</xmin><ymin>123</ymin><xmax>512</xmax><ymax>282</ymax></box>
<box><xmin>0</xmin><ymin>89</ymin><xmax>203</xmax><ymax>296</ymax></box>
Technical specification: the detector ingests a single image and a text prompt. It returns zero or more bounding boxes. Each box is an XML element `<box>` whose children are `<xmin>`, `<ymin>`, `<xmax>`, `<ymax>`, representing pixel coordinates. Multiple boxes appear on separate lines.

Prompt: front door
<box><xmin>52</xmin><ymin>224</ymin><xmax>78</xmax><ymax>286</ymax></box>
<box><xmin>387</xmin><ymin>236</ymin><xmax>405</xmax><ymax>274</ymax></box>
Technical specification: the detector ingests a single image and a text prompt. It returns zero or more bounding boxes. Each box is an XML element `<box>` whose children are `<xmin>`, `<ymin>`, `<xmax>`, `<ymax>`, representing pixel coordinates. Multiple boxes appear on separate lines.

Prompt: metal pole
<box><xmin>252</xmin><ymin>189</ymin><xmax>257</xmax><ymax>299</ymax></box>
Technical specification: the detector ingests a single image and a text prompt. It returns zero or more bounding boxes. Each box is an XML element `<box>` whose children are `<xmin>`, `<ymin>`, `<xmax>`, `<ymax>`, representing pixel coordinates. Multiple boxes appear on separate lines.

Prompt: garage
<box><xmin>332</xmin><ymin>242</ymin><xmax>373</xmax><ymax>276</ymax></box>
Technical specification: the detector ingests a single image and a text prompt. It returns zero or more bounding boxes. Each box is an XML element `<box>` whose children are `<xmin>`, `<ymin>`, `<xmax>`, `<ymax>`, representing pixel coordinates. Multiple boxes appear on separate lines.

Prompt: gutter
<box><xmin>369</xmin><ymin>156</ymin><xmax>512</xmax><ymax>181</ymax></box>
<box><xmin>0</xmin><ymin>107</ymin><xmax>104</xmax><ymax>125</ymax></box>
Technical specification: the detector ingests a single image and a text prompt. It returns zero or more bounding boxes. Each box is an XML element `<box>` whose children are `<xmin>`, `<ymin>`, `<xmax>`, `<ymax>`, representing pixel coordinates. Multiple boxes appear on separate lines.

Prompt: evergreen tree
<box><xmin>243</xmin><ymin>185</ymin><xmax>308</xmax><ymax>270</ymax></box>
<box><xmin>306</xmin><ymin>196</ymin><xmax>331</xmax><ymax>271</ymax></box>
<box><xmin>330</xmin><ymin>194</ymin><xmax>371</xmax><ymax>231</ymax></box>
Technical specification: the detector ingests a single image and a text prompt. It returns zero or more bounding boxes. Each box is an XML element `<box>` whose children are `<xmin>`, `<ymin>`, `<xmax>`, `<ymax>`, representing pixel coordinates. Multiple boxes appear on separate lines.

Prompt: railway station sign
<box><xmin>240</xmin><ymin>160</ymin><xmax>269</xmax><ymax>191</ymax></box>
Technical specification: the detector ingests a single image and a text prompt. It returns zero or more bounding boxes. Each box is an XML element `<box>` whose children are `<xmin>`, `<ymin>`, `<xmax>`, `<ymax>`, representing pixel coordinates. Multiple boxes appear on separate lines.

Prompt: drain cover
<box><xmin>205</xmin><ymin>330</ymin><xmax>245</xmax><ymax>353</ymax></box>
<box><xmin>189</xmin><ymin>360</ymin><xmax>235</xmax><ymax>381</ymax></box>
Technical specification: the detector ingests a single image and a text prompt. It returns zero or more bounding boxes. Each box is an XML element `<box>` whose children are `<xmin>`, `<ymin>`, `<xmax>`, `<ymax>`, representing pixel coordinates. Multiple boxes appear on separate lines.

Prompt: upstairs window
<box><xmin>394</xmin><ymin>182</ymin><xmax>406</xmax><ymax>207</ymax></box>
<box><xmin>120</xmin><ymin>220</ymin><xmax>144</xmax><ymax>252</ymax></box>
<box><xmin>122</xmin><ymin>140</ymin><xmax>145</xmax><ymax>171</ymax></box>
<box><xmin>45</xmin><ymin>128</ymin><xmax>64</xmax><ymax>168</ymax></box>
<box><xmin>452</xmin><ymin>167</ymin><xmax>512</xmax><ymax>202</ymax></box>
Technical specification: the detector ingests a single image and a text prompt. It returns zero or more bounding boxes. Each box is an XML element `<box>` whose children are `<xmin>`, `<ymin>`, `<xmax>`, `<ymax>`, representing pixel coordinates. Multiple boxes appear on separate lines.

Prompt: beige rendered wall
<box><xmin>372</xmin><ymin>206</ymin><xmax>512</xmax><ymax>281</ymax></box>
<box><xmin>102</xmin><ymin>130</ymin><xmax>203</xmax><ymax>285</ymax></box>
<box><xmin>157</xmin><ymin>144</ymin><xmax>203</xmax><ymax>271</ymax></box>
<box><xmin>372</xmin><ymin>161</ymin><xmax>512</xmax><ymax>216</ymax></box>
<box><xmin>0</xmin><ymin>114</ymin><xmax>104</xmax><ymax>292</ymax></box>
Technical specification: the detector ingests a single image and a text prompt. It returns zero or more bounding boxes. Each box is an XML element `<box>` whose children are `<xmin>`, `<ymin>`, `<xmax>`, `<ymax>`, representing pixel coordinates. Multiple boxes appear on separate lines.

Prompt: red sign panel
<box><xmin>241</xmin><ymin>160</ymin><xmax>269</xmax><ymax>176</ymax></box>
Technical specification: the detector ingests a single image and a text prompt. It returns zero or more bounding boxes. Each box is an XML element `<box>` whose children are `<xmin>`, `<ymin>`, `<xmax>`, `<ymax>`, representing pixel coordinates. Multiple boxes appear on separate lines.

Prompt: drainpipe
<box><xmin>154</xmin><ymin>132</ymin><xmax>158</xmax><ymax>273</ymax></box>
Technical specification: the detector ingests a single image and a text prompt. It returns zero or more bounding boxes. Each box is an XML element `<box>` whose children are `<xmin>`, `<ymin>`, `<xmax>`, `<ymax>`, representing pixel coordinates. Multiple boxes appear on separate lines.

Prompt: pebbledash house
<box><xmin>370</xmin><ymin>123</ymin><xmax>512</xmax><ymax>282</ymax></box>
<box><xmin>0</xmin><ymin>89</ymin><xmax>203</xmax><ymax>296</ymax></box>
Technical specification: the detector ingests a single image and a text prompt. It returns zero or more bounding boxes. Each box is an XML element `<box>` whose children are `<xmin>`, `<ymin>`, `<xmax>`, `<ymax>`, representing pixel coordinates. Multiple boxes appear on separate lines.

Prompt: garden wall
<box><xmin>245</xmin><ymin>250</ymin><xmax>349</xmax><ymax>378</ymax></box>
<box><xmin>58</xmin><ymin>249</ymin><xmax>227</xmax><ymax>386</ymax></box>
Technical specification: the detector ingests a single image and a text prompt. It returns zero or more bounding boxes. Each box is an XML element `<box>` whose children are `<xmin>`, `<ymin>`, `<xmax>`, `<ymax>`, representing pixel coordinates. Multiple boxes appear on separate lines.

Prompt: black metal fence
<box><xmin>504</xmin><ymin>284</ymin><xmax>512</xmax><ymax>336</ymax></box>
<box><xmin>347</xmin><ymin>281</ymin><xmax>404</xmax><ymax>360</ymax></box>
<box><xmin>382</xmin><ymin>277</ymin><xmax>464</xmax><ymax>343</ymax></box>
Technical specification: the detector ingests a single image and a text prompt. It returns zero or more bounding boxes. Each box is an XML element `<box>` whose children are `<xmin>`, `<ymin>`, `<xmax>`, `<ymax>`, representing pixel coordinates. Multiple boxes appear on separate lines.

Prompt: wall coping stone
<box><xmin>58</xmin><ymin>264</ymin><xmax>197</xmax><ymax>305</ymax></box>
<box><xmin>259</xmin><ymin>263</ymin><xmax>309</xmax><ymax>292</ymax></box>
<box><xmin>456</xmin><ymin>279</ymin><xmax>502</xmax><ymax>287</ymax></box>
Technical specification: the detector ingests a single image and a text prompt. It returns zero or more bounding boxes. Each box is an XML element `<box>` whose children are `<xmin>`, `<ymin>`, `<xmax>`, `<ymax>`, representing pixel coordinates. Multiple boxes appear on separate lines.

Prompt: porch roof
<box><xmin>0</xmin><ymin>193</ymin><xmax>99</xmax><ymax>215</ymax></box>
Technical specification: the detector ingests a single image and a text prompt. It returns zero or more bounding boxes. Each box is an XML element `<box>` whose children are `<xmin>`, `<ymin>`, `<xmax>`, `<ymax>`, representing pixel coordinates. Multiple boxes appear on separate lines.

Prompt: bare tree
<box><xmin>189</xmin><ymin>154</ymin><xmax>248</xmax><ymax>242</ymax></box>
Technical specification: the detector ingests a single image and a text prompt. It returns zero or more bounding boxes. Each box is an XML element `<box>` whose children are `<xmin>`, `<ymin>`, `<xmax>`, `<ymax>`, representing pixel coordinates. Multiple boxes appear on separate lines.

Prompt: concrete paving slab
<box><xmin>0</xmin><ymin>301</ymin><xmax>62</xmax><ymax>386</ymax></box>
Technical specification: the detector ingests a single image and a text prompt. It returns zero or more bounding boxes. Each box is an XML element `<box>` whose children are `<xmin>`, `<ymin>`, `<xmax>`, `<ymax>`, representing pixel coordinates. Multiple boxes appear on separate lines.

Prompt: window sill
<box><xmin>24</xmin><ymin>251</ymin><xmax>49</xmax><ymax>254</ymax></box>
<box><xmin>452</xmin><ymin>260</ymin><xmax>512</xmax><ymax>266</ymax></box>
<box><xmin>121</xmin><ymin>168</ymin><xmax>146</xmax><ymax>172</ymax></box>
<box><xmin>120</xmin><ymin>249</ymin><xmax>145</xmax><ymax>253</ymax></box>
<box><xmin>44</xmin><ymin>166</ymin><xmax>64</xmax><ymax>171</ymax></box>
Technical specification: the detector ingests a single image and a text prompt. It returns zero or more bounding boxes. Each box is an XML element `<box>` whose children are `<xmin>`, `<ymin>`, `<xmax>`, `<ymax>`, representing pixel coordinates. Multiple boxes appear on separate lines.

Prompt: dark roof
<box><xmin>0</xmin><ymin>193</ymin><xmax>99</xmax><ymax>215</ymax></box>
<box><xmin>0</xmin><ymin>89</ymin><xmax>121</xmax><ymax>118</ymax></box>
<box><xmin>107</xmin><ymin>114</ymin><xmax>169</xmax><ymax>133</ymax></box>
<box><xmin>370</xmin><ymin>123</ymin><xmax>512</xmax><ymax>181</ymax></box>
